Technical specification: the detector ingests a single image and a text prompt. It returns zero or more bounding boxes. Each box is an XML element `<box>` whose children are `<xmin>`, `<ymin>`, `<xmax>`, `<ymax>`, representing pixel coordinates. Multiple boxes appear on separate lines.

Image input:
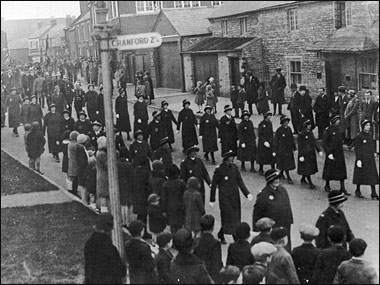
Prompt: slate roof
<box><xmin>160</xmin><ymin>8</ymin><xmax>212</xmax><ymax>36</ymax></box>
<box><xmin>183</xmin><ymin>37</ymin><xmax>256</xmax><ymax>53</ymax></box>
<box><xmin>76</xmin><ymin>11</ymin><xmax>90</xmax><ymax>24</ymax></box>
<box><xmin>308</xmin><ymin>26</ymin><xmax>379</xmax><ymax>52</ymax></box>
<box><xmin>208</xmin><ymin>1</ymin><xmax>298</xmax><ymax>19</ymax></box>
<box><xmin>29</xmin><ymin>25</ymin><xmax>51</xmax><ymax>39</ymax></box>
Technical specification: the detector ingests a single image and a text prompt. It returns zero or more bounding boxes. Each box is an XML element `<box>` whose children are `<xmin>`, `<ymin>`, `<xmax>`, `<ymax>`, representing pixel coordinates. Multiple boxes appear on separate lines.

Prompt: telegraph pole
<box><xmin>92</xmin><ymin>5</ymin><xmax>125</xmax><ymax>262</ymax></box>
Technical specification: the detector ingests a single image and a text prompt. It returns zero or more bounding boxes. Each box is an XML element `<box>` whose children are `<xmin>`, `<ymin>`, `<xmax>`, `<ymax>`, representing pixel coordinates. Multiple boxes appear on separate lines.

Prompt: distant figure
<box><xmin>269</xmin><ymin>67</ymin><xmax>286</xmax><ymax>115</ymax></box>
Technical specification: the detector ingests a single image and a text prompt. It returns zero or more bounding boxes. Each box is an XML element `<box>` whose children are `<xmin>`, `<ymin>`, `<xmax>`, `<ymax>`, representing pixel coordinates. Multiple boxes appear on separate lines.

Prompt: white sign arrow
<box><xmin>109</xmin><ymin>32</ymin><xmax>163</xmax><ymax>50</ymax></box>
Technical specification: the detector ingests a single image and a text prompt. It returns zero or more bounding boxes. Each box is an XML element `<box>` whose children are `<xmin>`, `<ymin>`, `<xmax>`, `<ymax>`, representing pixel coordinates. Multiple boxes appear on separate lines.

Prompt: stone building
<box><xmin>183</xmin><ymin>1</ymin><xmax>379</xmax><ymax>97</ymax></box>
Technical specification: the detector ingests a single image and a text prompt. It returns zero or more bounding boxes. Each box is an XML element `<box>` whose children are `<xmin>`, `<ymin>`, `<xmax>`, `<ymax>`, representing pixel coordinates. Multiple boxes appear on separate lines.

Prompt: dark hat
<box><xmin>204</xmin><ymin>105</ymin><xmax>213</xmax><ymax>111</ymax></box>
<box><xmin>186</xmin><ymin>145</ymin><xmax>199</xmax><ymax>155</ymax></box>
<box><xmin>280</xmin><ymin>115</ymin><xmax>290</xmax><ymax>124</ymax></box>
<box><xmin>299</xmin><ymin>85</ymin><xmax>307</xmax><ymax>91</ymax></box>
<box><xmin>88</xmin><ymin>84</ymin><xmax>94</xmax><ymax>89</ymax></box>
<box><xmin>159</xmin><ymin>136</ymin><xmax>169</xmax><ymax>146</ymax></box>
<box><xmin>23</xmin><ymin>97</ymin><xmax>30</xmax><ymax>102</ymax></box>
<box><xmin>330</xmin><ymin>114</ymin><xmax>340</xmax><ymax>125</ymax></box>
<box><xmin>349</xmin><ymin>238</ymin><xmax>367</xmax><ymax>257</ymax></box>
<box><xmin>224</xmin><ymin>104</ymin><xmax>233</xmax><ymax>112</ymax></box>
<box><xmin>290</xmin><ymin>83</ymin><xmax>298</xmax><ymax>89</ymax></box>
<box><xmin>270</xmin><ymin>227</ymin><xmax>288</xmax><ymax>241</ymax></box>
<box><xmin>255</xmin><ymin>217</ymin><xmax>275</xmax><ymax>231</ymax></box>
<box><xmin>153</xmin><ymin>111</ymin><xmax>161</xmax><ymax>119</ymax></box>
<box><xmin>136</xmin><ymin>93</ymin><xmax>144</xmax><ymax>99</ymax></box>
<box><xmin>152</xmin><ymin>160</ymin><xmax>164</xmax><ymax>172</ymax></box>
<box><xmin>62</xmin><ymin>109</ymin><xmax>70</xmax><ymax>115</ymax></box>
<box><xmin>327</xmin><ymin>225</ymin><xmax>346</xmax><ymax>243</ymax></box>
<box><xmin>328</xmin><ymin>190</ymin><xmax>347</xmax><ymax>205</ymax></box>
<box><xmin>222</xmin><ymin>150</ymin><xmax>236</xmax><ymax>158</ymax></box>
<box><xmin>241</xmin><ymin>110</ymin><xmax>251</xmax><ymax>119</ymax></box>
<box><xmin>128</xmin><ymin>220</ymin><xmax>145</xmax><ymax>237</ymax></box>
<box><xmin>361</xmin><ymin>119</ymin><xmax>371</xmax><ymax>129</ymax></box>
<box><xmin>275</xmin><ymin>67</ymin><xmax>282</xmax><ymax>71</ymax></box>
<box><xmin>338</xmin><ymin>86</ymin><xmax>346</xmax><ymax>93</ymax></box>
<box><xmin>161</xmin><ymin>100</ymin><xmax>169</xmax><ymax>107</ymax></box>
<box><xmin>30</xmin><ymin>95</ymin><xmax>37</xmax><ymax>100</ymax></box>
<box><xmin>119</xmin><ymin>87</ymin><xmax>125</xmax><ymax>94</ymax></box>
<box><xmin>48</xmin><ymin>103</ymin><xmax>57</xmax><ymax>110</ymax></box>
<box><xmin>220</xmin><ymin>266</ymin><xmax>241</xmax><ymax>284</ymax></box>
<box><xmin>173</xmin><ymin>228</ymin><xmax>194</xmax><ymax>251</ymax></box>
<box><xmin>301</xmin><ymin>119</ymin><xmax>312</xmax><ymax>129</ymax></box>
<box><xmin>242</xmin><ymin>265</ymin><xmax>267</xmax><ymax>284</ymax></box>
<box><xmin>78</xmin><ymin>110</ymin><xmax>87</xmax><ymax>117</ymax></box>
<box><xmin>134</xmin><ymin>129</ymin><xmax>144</xmax><ymax>139</ymax></box>
<box><xmin>92</xmin><ymin>120</ymin><xmax>102</xmax><ymax>126</ymax></box>
<box><xmin>234</xmin><ymin>222</ymin><xmax>251</xmax><ymax>240</ymax></box>
<box><xmin>148</xmin><ymin>193</ymin><xmax>160</xmax><ymax>204</ymax></box>
<box><xmin>156</xmin><ymin>232</ymin><xmax>172</xmax><ymax>248</ymax></box>
<box><xmin>200</xmin><ymin>214</ymin><xmax>215</xmax><ymax>231</ymax></box>
<box><xmin>264</xmin><ymin>111</ymin><xmax>272</xmax><ymax>118</ymax></box>
<box><xmin>95</xmin><ymin>213</ymin><xmax>114</xmax><ymax>232</ymax></box>
<box><xmin>182</xmin><ymin>99</ymin><xmax>190</xmax><ymax>107</ymax></box>
<box><xmin>299</xmin><ymin>224</ymin><xmax>320</xmax><ymax>239</ymax></box>
<box><xmin>10</xmin><ymin>87</ymin><xmax>17</xmax><ymax>92</ymax></box>
<box><xmin>265</xmin><ymin>169</ymin><xmax>280</xmax><ymax>184</ymax></box>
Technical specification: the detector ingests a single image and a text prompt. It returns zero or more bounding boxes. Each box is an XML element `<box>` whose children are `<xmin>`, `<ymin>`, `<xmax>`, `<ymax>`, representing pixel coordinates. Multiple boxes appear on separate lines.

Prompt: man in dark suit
<box><xmin>314</xmin><ymin>87</ymin><xmax>330</xmax><ymax>139</ymax></box>
<box><xmin>360</xmin><ymin>91</ymin><xmax>377</xmax><ymax>138</ymax></box>
<box><xmin>244</xmin><ymin>70</ymin><xmax>260</xmax><ymax>115</ymax></box>
<box><xmin>270</xmin><ymin>67</ymin><xmax>286</xmax><ymax>115</ymax></box>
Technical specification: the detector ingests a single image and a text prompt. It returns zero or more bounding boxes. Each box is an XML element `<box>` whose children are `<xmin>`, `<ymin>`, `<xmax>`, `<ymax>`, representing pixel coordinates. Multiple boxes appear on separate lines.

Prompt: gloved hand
<box><xmin>96</xmin><ymin>111</ymin><xmax>99</xmax><ymax>114</ymax></box>
<box><xmin>299</xmin><ymin>156</ymin><xmax>305</xmax><ymax>162</ymax></box>
<box><xmin>247</xmin><ymin>194</ymin><xmax>253</xmax><ymax>201</ymax></box>
<box><xmin>196</xmin><ymin>124</ymin><xmax>200</xmax><ymax>129</ymax></box>
<box><xmin>357</xmin><ymin>160</ymin><xmax>362</xmax><ymax>168</ymax></box>
<box><xmin>5</xmin><ymin>112</ymin><xmax>8</xmax><ymax>116</ymax></box>
<box><xmin>328</xmin><ymin>154</ymin><xmax>334</xmax><ymax>160</ymax></box>
<box><xmin>264</xmin><ymin>141</ymin><xmax>270</xmax><ymax>148</ymax></box>
<box><xmin>176</xmin><ymin>130</ymin><xmax>179</xmax><ymax>134</ymax></box>
<box><xmin>56</xmin><ymin>141</ymin><xmax>60</xmax><ymax>145</ymax></box>
<box><xmin>218</xmin><ymin>138</ymin><xmax>221</xmax><ymax>143</ymax></box>
<box><xmin>137</xmin><ymin>119</ymin><xmax>141</xmax><ymax>123</ymax></box>
<box><xmin>241</xmin><ymin>143</ymin><xmax>246</xmax><ymax>148</ymax></box>
<box><xmin>209</xmin><ymin>202</ymin><xmax>215</xmax><ymax>208</ymax></box>
<box><xmin>318</xmin><ymin>151</ymin><xmax>323</xmax><ymax>157</ymax></box>
<box><xmin>82</xmin><ymin>107</ymin><xmax>85</xmax><ymax>110</ymax></box>
<box><xmin>199</xmin><ymin>136</ymin><xmax>202</xmax><ymax>139</ymax></box>
<box><xmin>272</xmin><ymin>152</ymin><xmax>276</xmax><ymax>157</ymax></box>
<box><xmin>116</xmin><ymin>114</ymin><xmax>119</xmax><ymax>118</ymax></box>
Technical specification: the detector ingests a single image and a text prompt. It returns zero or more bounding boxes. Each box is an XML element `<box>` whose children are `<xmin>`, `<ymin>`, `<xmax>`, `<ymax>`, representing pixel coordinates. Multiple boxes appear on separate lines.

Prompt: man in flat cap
<box><xmin>251</xmin><ymin>217</ymin><xmax>275</xmax><ymax>246</ymax></box>
<box><xmin>270</xmin><ymin>67</ymin><xmax>286</xmax><ymax>116</ymax></box>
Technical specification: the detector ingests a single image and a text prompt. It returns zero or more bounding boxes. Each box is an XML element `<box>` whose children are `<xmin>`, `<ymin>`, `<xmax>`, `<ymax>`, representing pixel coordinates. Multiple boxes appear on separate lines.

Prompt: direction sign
<box><xmin>109</xmin><ymin>32</ymin><xmax>163</xmax><ymax>50</ymax></box>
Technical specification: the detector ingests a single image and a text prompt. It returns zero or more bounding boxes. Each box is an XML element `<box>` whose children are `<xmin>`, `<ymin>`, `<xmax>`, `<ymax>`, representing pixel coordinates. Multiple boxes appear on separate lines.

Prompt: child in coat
<box><xmin>154</xmin><ymin>232</ymin><xmax>174</xmax><ymax>284</ymax></box>
<box><xmin>26</xmin><ymin>122</ymin><xmax>46</xmax><ymax>174</ymax></box>
<box><xmin>147</xmin><ymin>193</ymin><xmax>167</xmax><ymax>243</ymax></box>
<box><xmin>194</xmin><ymin>81</ymin><xmax>205</xmax><ymax>114</ymax></box>
<box><xmin>21</xmin><ymin>97</ymin><xmax>30</xmax><ymax>125</ymax></box>
<box><xmin>183</xmin><ymin>176</ymin><xmax>205</xmax><ymax>238</ymax></box>
<box><xmin>237</xmin><ymin>84</ymin><xmax>247</xmax><ymax>116</ymax></box>
<box><xmin>23</xmin><ymin>123</ymin><xmax>32</xmax><ymax>151</ymax></box>
<box><xmin>205</xmin><ymin>85</ymin><xmax>215</xmax><ymax>112</ymax></box>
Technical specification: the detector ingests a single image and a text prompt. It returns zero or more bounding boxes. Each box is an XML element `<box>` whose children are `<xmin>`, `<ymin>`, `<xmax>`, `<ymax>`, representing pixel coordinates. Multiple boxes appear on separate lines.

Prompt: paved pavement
<box><xmin>1</xmin><ymin>190</ymin><xmax>72</xmax><ymax>208</ymax></box>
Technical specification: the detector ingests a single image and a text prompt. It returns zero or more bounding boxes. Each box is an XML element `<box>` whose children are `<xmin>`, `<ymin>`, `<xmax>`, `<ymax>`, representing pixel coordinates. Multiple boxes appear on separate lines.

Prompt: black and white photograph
<box><xmin>1</xmin><ymin>1</ymin><xmax>379</xmax><ymax>284</ymax></box>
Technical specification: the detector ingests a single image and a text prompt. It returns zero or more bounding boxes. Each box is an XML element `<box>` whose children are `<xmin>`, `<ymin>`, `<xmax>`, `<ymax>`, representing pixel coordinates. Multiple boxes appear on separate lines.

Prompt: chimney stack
<box><xmin>50</xmin><ymin>16</ymin><xmax>57</xmax><ymax>27</ymax></box>
<box><xmin>66</xmin><ymin>15</ymin><xmax>73</xmax><ymax>27</ymax></box>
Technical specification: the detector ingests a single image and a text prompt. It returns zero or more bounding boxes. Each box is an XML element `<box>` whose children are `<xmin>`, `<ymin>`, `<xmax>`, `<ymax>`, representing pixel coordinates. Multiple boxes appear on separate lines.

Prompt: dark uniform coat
<box><xmin>313</xmin><ymin>93</ymin><xmax>330</xmax><ymax>137</ymax></box>
<box><xmin>180</xmin><ymin>157</ymin><xmax>211</xmax><ymax>205</ymax></box>
<box><xmin>97</xmin><ymin>92</ymin><xmax>105</xmax><ymax>125</ymax></box>
<box><xmin>117</xmin><ymin>158</ymin><xmax>134</xmax><ymax>206</ymax></box>
<box><xmin>274</xmin><ymin>125</ymin><xmax>296</xmax><ymax>170</ymax></box>
<box><xmin>226</xmin><ymin>240</ymin><xmax>255</xmax><ymax>271</ymax></box>
<box><xmin>252</xmin><ymin>185</ymin><xmax>294</xmax><ymax>250</ymax></box>
<box><xmin>177</xmin><ymin>108</ymin><xmax>198</xmax><ymax>151</ymax></box>
<box><xmin>353</xmin><ymin>131</ymin><xmax>379</xmax><ymax>185</ymax></box>
<box><xmin>115</xmin><ymin>95</ymin><xmax>131</xmax><ymax>132</ymax></box>
<box><xmin>210</xmin><ymin>162</ymin><xmax>250</xmax><ymax>234</ymax></box>
<box><xmin>297</xmin><ymin>128</ymin><xmax>320</xmax><ymax>176</ymax></box>
<box><xmin>60</xmin><ymin>117</ymin><xmax>75</xmax><ymax>136</ymax></box>
<box><xmin>199</xmin><ymin>113</ymin><xmax>218</xmax><ymax>152</ymax></box>
<box><xmin>291</xmin><ymin>243</ymin><xmax>320</xmax><ymax>284</ymax></box>
<box><xmin>244</xmin><ymin>75</ymin><xmax>260</xmax><ymax>104</ymax></box>
<box><xmin>73</xmin><ymin>88</ymin><xmax>85</xmax><ymax>117</ymax></box>
<box><xmin>51</xmin><ymin>91</ymin><xmax>65</xmax><ymax>115</ymax></box>
<box><xmin>76</xmin><ymin>143</ymin><xmax>88</xmax><ymax>187</ymax></box>
<box><xmin>219</xmin><ymin>114</ymin><xmax>238</xmax><ymax>154</ymax></box>
<box><xmin>315</xmin><ymin>206</ymin><xmax>355</xmax><ymax>249</ymax></box>
<box><xmin>26</xmin><ymin>103</ymin><xmax>43</xmax><ymax>126</ymax></box>
<box><xmin>183</xmin><ymin>188</ymin><xmax>205</xmax><ymax>232</ymax></box>
<box><xmin>84</xmin><ymin>231</ymin><xmax>126</xmax><ymax>284</ymax></box>
<box><xmin>155</xmin><ymin>248</ymin><xmax>174</xmax><ymax>284</ymax></box>
<box><xmin>26</xmin><ymin>129</ymin><xmax>45</xmax><ymax>159</ymax></box>
<box><xmin>161</xmin><ymin>178</ymin><xmax>186</xmax><ymax>229</ymax></box>
<box><xmin>237</xmin><ymin>119</ymin><xmax>256</xmax><ymax>162</ymax></box>
<box><xmin>270</xmin><ymin>74</ymin><xmax>286</xmax><ymax>104</ymax></box>
<box><xmin>256</xmin><ymin>119</ymin><xmax>275</xmax><ymax>165</ymax></box>
<box><xmin>160</xmin><ymin>109</ymin><xmax>177</xmax><ymax>144</ymax></box>
<box><xmin>146</xmin><ymin>120</ymin><xmax>166</xmax><ymax>152</ymax></box>
<box><xmin>295</xmin><ymin>92</ymin><xmax>315</xmax><ymax>129</ymax></box>
<box><xmin>5</xmin><ymin>92</ymin><xmax>22</xmax><ymax>128</ymax></box>
<box><xmin>322</xmin><ymin>124</ymin><xmax>347</xmax><ymax>181</ymax></box>
<box><xmin>43</xmin><ymin>112</ymin><xmax>62</xmax><ymax>154</ymax></box>
<box><xmin>133</xmin><ymin>101</ymin><xmax>149</xmax><ymax>138</ymax></box>
<box><xmin>85</xmin><ymin>90</ymin><xmax>98</xmax><ymax>122</ymax></box>
<box><xmin>74</xmin><ymin>119</ymin><xmax>92</xmax><ymax>136</ymax></box>
<box><xmin>153</xmin><ymin>146</ymin><xmax>173</xmax><ymax>170</ymax></box>
<box><xmin>88</xmin><ymin>130</ymin><xmax>106</xmax><ymax>150</ymax></box>
<box><xmin>61</xmin><ymin>80</ymin><xmax>74</xmax><ymax>116</ymax></box>
<box><xmin>129</xmin><ymin>140</ymin><xmax>152</xmax><ymax>169</ymax></box>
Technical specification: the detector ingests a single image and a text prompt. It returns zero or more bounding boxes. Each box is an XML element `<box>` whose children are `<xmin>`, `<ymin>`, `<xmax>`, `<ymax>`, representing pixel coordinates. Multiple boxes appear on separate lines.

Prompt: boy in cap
<box><xmin>154</xmin><ymin>232</ymin><xmax>174</xmax><ymax>284</ymax></box>
<box><xmin>291</xmin><ymin>224</ymin><xmax>320</xmax><ymax>284</ymax></box>
<box><xmin>333</xmin><ymin>238</ymin><xmax>379</xmax><ymax>284</ymax></box>
<box><xmin>147</xmin><ymin>193</ymin><xmax>167</xmax><ymax>243</ymax></box>
<box><xmin>251</xmin><ymin>217</ymin><xmax>275</xmax><ymax>246</ymax></box>
<box><xmin>266</xmin><ymin>227</ymin><xmax>300</xmax><ymax>284</ymax></box>
<box><xmin>311</xmin><ymin>225</ymin><xmax>351</xmax><ymax>284</ymax></box>
<box><xmin>242</xmin><ymin>241</ymin><xmax>277</xmax><ymax>284</ymax></box>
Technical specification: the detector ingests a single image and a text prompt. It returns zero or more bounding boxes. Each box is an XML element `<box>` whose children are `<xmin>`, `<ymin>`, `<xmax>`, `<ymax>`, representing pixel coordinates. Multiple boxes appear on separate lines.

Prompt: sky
<box><xmin>1</xmin><ymin>1</ymin><xmax>80</xmax><ymax>20</ymax></box>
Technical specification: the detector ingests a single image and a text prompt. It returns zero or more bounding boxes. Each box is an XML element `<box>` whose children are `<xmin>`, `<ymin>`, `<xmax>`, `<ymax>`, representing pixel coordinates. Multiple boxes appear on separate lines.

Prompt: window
<box><xmin>211</xmin><ymin>1</ymin><xmax>222</xmax><ymax>7</ymax></box>
<box><xmin>240</xmin><ymin>17</ymin><xmax>247</xmax><ymax>35</ymax></box>
<box><xmin>334</xmin><ymin>1</ymin><xmax>352</xmax><ymax>29</ymax></box>
<box><xmin>110</xmin><ymin>1</ymin><xmax>119</xmax><ymax>19</ymax></box>
<box><xmin>359</xmin><ymin>57</ymin><xmax>377</xmax><ymax>90</ymax></box>
<box><xmin>287</xmin><ymin>9</ymin><xmax>298</xmax><ymax>31</ymax></box>
<box><xmin>91</xmin><ymin>5</ymin><xmax>97</xmax><ymax>26</ymax></box>
<box><xmin>221</xmin><ymin>20</ymin><xmax>228</xmax><ymax>36</ymax></box>
<box><xmin>174</xmin><ymin>1</ymin><xmax>200</xmax><ymax>8</ymax></box>
<box><xmin>289</xmin><ymin>59</ymin><xmax>302</xmax><ymax>85</ymax></box>
<box><xmin>81</xmin><ymin>24</ymin><xmax>85</xmax><ymax>41</ymax></box>
<box><xmin>136</xmin><ymin>1</ymin><xmax>153</xmax><ymax>12</ymax></box>
<box><xmin>87</xmin><ymin>22</ymin><xmax>91</xmax><ymax>40</ymax></box>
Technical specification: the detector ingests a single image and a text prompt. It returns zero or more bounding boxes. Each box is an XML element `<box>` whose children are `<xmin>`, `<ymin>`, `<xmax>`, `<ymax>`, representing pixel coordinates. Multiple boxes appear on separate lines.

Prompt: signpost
<box><xmin>109</xmin><ymin>32</ymin><xmax>163</xmax><ymax>50</ymax></box>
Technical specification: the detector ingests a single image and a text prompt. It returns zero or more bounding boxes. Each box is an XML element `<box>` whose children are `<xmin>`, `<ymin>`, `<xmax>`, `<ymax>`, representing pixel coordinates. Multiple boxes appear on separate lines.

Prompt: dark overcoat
<box><xmin>226</xmin><ymin>240</ymin><xmax>255</xmax><ymax>271</ymax></box>
<box><xmin>256</xmin><ymin>87</ymin><xmax>270</xmax><ymax>115</ymax></box>
<box><xmin>96</xmin><ymin>149</ymin><xmax>109</xmax><ymax>198</ymax></box>
<box><xmin>219</xmin><ymin>115</ymin><xmax>238</xmax><ymax>154</ymax></box>
<box><xmin>21</xmin><ymin>103</ymin><xmax>29</xmax><ymax>125</ymax></box>
<box><xmin>85</xmin><ymin>156</ymin><xmax>97</xmax><ymax>195</ymax></box>
<box><xmin>270</xmin><ymin>74</ymin><xmax>286</xmax><ymax>104</ymax></box>
<box><xmin>76</xmin><ymin>143</ymin><xmax>88</xmax><ymax>187</ymax></box>
<box><xmin>322</xmin><ymin>124</ymin><xmax>347</xmax><ymax>181</ymax></box>
<box><xmin>146</xmin><ymin>120</ymin><xmax>166</xmax><ymax>151</ymax></box>
<box><xmin>74</xmin><ymin>119</ymin><xmax>92</xmax><ymax>136</ymax></box>
<box><xmin>155</xmin><ymin>248</ymin><xmax>174</xmax><ymax>284</ymax></box>
<box><xmin>177</xmin><ymin>108</ymin><xmax>198</xmax><ymax>150</ymax></box>
<box><xmin>97</xmin><ymin>92</ymin><xmax>105</xmax><ymax>125</ymax></box>
<box><xmin>60</xmin><ymin>117</ymin><xmax>75</xmax><ymax>136</ymax></box>
<box><xmin>152</xmin><ymin>146</ymin><xmax>173</xmax><ymax>170</ymax></box>
<box><xmin>129</xmin><ymin>140</ymin><xmax>152</xmax><ymax>168</ymax></box>
<box><xmin>115</xmin><ymin>95</ymin><xmax>131</xmax><ymax>132</ymax></box>
<box><xmin>85</xmin><ymin>90</ymin><xmax>98</xmax><ymax>122</ymax></box>
<box><xmin>51</xmin><ymin>92</ymin><xmax>65</xmax><ymax>115</ymax></box>
<box><xmin>43</xmin><ymin>111</ymin><xmax>62</xmax><ymax>154</ymax></box>
<box><xmin>297</xmin><ymin>93</ymin><xmax>315</xmax><ymax>129</ymax></box>
<box><xmin>26</xmin><ymin>129</ymin><xmax>45</xmax><ymax>159</ymax></box>
<box><xmin>313</xmin><ymin>94</ymin><xmax>330</xmax><ymax>130</ymax></box>
<box><xmin>84</xmin><ymin>231</ymin><xmax>126</xmax><ymax>284</ymax></box>
<box><xmin>148</xmin><ymin>171</ymin><xmax>166</xmax><ymax>198</ymax></box>
<box><xmin>26</xmin><ymin>103</ymin><xmax>43</xmax><ymax>126</ymax></box>
<box><xmin>148</xmin><ymin>204</ymin><xmax>166</xmax><ymax>234</ymax></box>
<box><xmin>274</xmin><ymin>125</ymin><xmax>296</xmax><ymax>170</ymax></box>
<box><xmin>291</xmin><ymin>243</ymin><xmax>320</xmax><ymax>284</ymax></box>
<box><xmin>199</xmin><ymin>113</ymin><xmax>218</xmax><ymax>152</ymax></box>
<box><xmin>244</xmin><ymin>75</ymin><xmax>260</xmax><ymax>104</ymax></box>
<box><xmin>160</xmin><ymin>109</ymin><xmax>177</xmax><ymax>144</ymax></box>
<box><xmin>133</xmin><ymin>101</ymin><xmax>149</xmax><ymax>138</ymax></box>
<box><xmin>256</xmin><ymin>119</ymin><xmax>275</xmax><ymax>165</ymax></box>
<box><xmin>133</xmin><ymin>166</ymin><xmax>151</xmax><ymax>216</ymax></box>
<box><xmin>73</xmin><ymin>88</ymin><xmax>85</xmax><ymax>113</ymax></box>
<box><xmin>180</xmin><ymin>157</ymin><xmax>211</xmax><ymax>205</ymax></box>
<box><xmin>315</xmin><ymin>206</ymin><xmax>355</xmax><ymax>249</ymax></box>
<box><xmin>61</xmin><ymin>80</ymin><xmax>74</xmax><ymax>116</ymax></box>
<box><xmin>353</xmin><ymin>131</ymin><xmax>379</xmax><ymax>185</ymax></box>
<box><xmin>297</xmin><ymin>129</ymin><xmax>320</xmax><ymax>176</ymax></box>
<box><xmin>238</xmin><ymin>119</ymin><xmax>256</xmax><ymax>162</ymax></box>
<box><xmin>183</xmin><ymin>188</ymin><xmax>205</xmax><ymax>232</ymax></box>
<box><xmin>161</xmin><ymin>178</ymin><xmax>186</xmax><ymax>229</ymax></box>
<box><xmin>339</xmin><ymin>94</ymin><xmax>350</xmax><ymax>133</ymax></box>
<box><xmin>210</xmin><ymin>162</ymin><xmax>250</xmax><ymax>234</ymax></box>
<box><xmin>5</xmin><ymin>92</ymin><xmax>22</xmax><ymax>128</ymax></box>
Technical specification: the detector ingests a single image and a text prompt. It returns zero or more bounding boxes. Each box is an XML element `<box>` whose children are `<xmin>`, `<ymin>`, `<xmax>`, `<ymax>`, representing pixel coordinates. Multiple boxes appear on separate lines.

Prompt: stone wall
<box><xmin>183</xmin><ymin>54</ymin><xmax>193</xmax><ymax>91</ymax></box>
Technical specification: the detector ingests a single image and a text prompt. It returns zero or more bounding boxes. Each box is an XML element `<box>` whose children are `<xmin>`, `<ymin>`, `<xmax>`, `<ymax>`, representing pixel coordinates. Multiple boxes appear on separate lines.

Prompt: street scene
<box><xmin>1</xmin><ymin>1</ymin><xmax>379</xmax><ymax>284</ymax></box>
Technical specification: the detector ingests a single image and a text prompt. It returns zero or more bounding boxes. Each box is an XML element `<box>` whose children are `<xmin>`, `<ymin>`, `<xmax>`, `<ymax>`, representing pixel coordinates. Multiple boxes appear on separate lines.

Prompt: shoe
<box><xmin>287</xmin><ymin>178</ymin><xmax>293</xmax><ymax>184</ymax></box>
<box><xmin>341</xmin><ymin>189</ymin><xmax>351</xmax><ymax>196</ymax></box>
<box><xmin>324</xmin><ymin>185</ymin><xmax>331</xmax><ymax>192</ymax></box>
<box><xmin>258</xmin><ymin>169</ymin><xmax>264</xmax><ymax>176</ymax></box>
<box><xmin>212</xmin><ymin>160</ymin><xmax>216</xmax><ymax>165</ymax></box>
<box><xmin>36</xmin><ymin>170</ymin><xmax>44</xmax><ymax>175</ymax></box>
<box><xmin>204</xmin><ymin>154</ymin><xmax>209</xmax><ymax>161</ymax></box>
<box><xmin>309</xmin><ymin>183</ymin><xmax>316</xmax><ymax>190</ymax></box>
<box><xmin>220</xmin><ymin>238</ymin><xmax>227</xmax><ymax>245</ymax></box>
<box><xmin>142</xmin><ymin>232</ymin><xmax>152</xmax><ymax>240</ymax></box>
<box><xmin>301</xmin><ymin>179</ymin><xmax>308</xmax><ymax>185</ymax></box>
<box><xmin>355</xmin><ymin>190</ymin><xmax>364</xmax><ymax>198</ymax></box>
<box><xmin>241</xmin><ymin>166</ymin><xmax>246</xmax><ymax>171</ymax></box>
<box><xmin>250</xmin><ymin>168</ymin><xmax>258</xmax><ymax>173</ymax></box>
<box><xmin>371</xmin><ymin>194</ymin><xmax>379</xmax><ymax>200</ymax></box>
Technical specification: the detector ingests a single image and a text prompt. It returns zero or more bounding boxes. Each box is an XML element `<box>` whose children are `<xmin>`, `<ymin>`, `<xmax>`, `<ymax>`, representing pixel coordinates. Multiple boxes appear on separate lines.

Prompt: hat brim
<box><xmin>280</xmin><ymin>118</ymin><xmax>290</xmax><ymax>124</ymax></box>
<box><xmin>183</xmin><ymin>101</ymin><xmax>190</xmax><ymax>106</ymax></box>
<box><xmin>186</xmin><ymin>147</ymin><xmax>199</xmax><ymax>154</ymax></box>
<box><xmin>266</xmin><ymin>172</ymin><xmax>280</xmax><ymax>183</ymax></box>
<box><xmin>264</xmin><ymin>112</ymin><xmax>273</xmax><ymax>118</ymax></box>
<box><xmin>241</xmin><ymin>112</ymin><xmax>251</xmax><ymax>119</ymax></box>
<box><xmin>224</xmin><ymin>108</ymin><xmax>233</xmax><ymax>112</ymax></box>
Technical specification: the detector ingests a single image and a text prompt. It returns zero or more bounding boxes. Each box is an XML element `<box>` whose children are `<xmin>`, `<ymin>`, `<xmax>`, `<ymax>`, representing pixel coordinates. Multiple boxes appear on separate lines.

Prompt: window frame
<box><xmin>136</xmin><ymin>1</ymin><xmax>162</xmax><ymax>13</ymax></box>
<box><xmin>287</xmin><ymin>8</ymin><xmax>299</xmax><ymax>31</ymax></box>
<box><xmin>239</xmin><ymin>17</ymin><xmax>247</xmax><ymax>35</ymax></box>
<box><xmin>110</xmin><ymin>1</ymin><xmax>119</xmax><ymax>19</ymax></box>
<box><xmin>174</xmin><ymin>1</ymin><xmax>201</xmax><ymax>8</ymax></box>
<box><xmin>345</xmin><ymin>1</ymin><xmax>352</xmax><ymax>26</ymax></box>
<box><xmin>211</xmin><ymin>1</ymin><xmax>222</xmax><ymax>7</ymax></box>
<box><xmin>286</xmin><ymin>56</ymin><xmax>303</xmax><ymax>86</ymax></box>
<box><xmin>221</xmin><ymin>19</ymin><xmax>228</xmax><ymax>36</ymax></box>
<box><xmin>358</xmin><ymin>57</ymin><xmax>378</xmax><ymax>91</ymax></box>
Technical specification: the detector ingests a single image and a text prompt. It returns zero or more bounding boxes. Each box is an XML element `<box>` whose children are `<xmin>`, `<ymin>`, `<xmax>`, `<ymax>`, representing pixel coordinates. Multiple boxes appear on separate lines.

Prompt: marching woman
<box><xmin>297</xmin><ymin>119</ymin><xmax>323</xmax><ymax>189</ymax></box>
<box><xmin>256</xmin><ymin>111</ymin><xmax>276</xmax><ymax>175</ymax></box>
<box><xmin>353</xmin><ymin>119</ymin><xmax>379</xmax><ymax>200</ymax></box>
<box><xmin>133</xmin><ymin>94</ymin><xmax>149</xmax><ymax>139</ymax></box>
<box><xmin>237</xmin><ymin>110</ymin><xmax>257</xmax><ymax>172</ymax></box>
<box><xmin>199</xmin><ymin>105</ymin><xmax>218</xmax><ymax>165</ymax></box>
<box><xmin>177</xmin><ymin>99</ymin><xmax>198</xmax><ymax>154</ymax></box>
<box><xmin>43</xmin><ymin>103</ymin><xmax>63</xmax><ymax>162</ymax></box>
<box><xmin>160</xmin><ymin>100</ymin><xmax>178</xmax><ymax>151</ymax></box>
<box><xmin>115</xmin><ymin>87</ymin><xmax>132</xmax><ymax>141</ymax></box>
